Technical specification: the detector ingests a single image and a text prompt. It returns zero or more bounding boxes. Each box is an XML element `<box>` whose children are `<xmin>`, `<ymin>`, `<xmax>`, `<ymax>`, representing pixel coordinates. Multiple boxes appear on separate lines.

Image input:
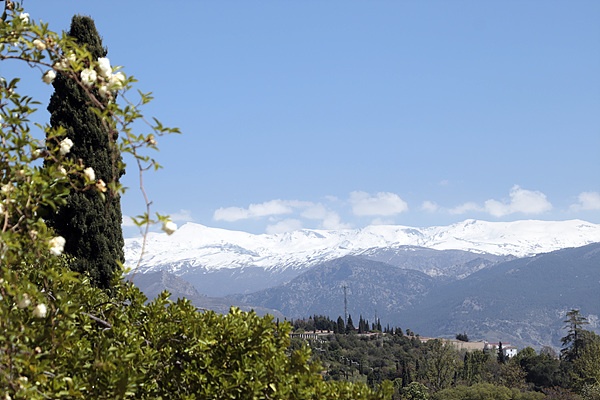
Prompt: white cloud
<box><xmin>214</xmin><ymin>198</ymin><xmax>351</xmax><ymax>231</ymax></box>
<box><xmin>449</xmin><ymin>202</ymin><xmax>482</xmax><ymax>215</ymax></box>
<box><xmin>321</xmin><ymin>212</ymin><xmax>352</xmax><ymax>230</ymax></box>
<box><xmin>421</xmin><ymin>200</ymin><xmax>439</xmax><ymax>213</ymax></box>
<box><xmin>169</xmin><ymin>209</ymin><xmax>195</xmax><ymax>223</ymax></box>
<box><xmin>349</xmin><ymin>191</ymin><xmax>408</xmax><ymax>217</ymax></box>
<box><xmin>266</xmin><ymin>219</ymin><xmax>303</xmax><ymax>234</ymax></box>
<box><xmin>484</xmin><ymin>185</ymin><xmax>552</xmax><ymax>217</ymax></box>
<box><xmin>300</xmin><ymin>203</ymin><xmax>329</xmax><ymax>220</ymax></box>
<box><xmin>298</xmin><ymin>203</ymin><xmax>351</xmax><ymax>230</ymax></box>
<box><xmin>214</xmin><ymin>200</ymin><xmax>294</xmax><ymax>222</ymax></box>
<box><xmin>570</xmin><ymin>191</ymin><xmax>600</xmax><ymax>211</ymax></box>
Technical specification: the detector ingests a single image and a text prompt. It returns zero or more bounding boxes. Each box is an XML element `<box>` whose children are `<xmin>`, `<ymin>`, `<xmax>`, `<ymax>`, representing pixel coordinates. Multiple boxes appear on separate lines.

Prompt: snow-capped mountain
<box><xmin>125</xmin><ymin>219</ymin><xmax>600</xmax><ymax>276</ymax></box>
<box><xmin>125</xmin><ymin>221</ymin><xmax>600</xmax><ymax>347</ymax></box>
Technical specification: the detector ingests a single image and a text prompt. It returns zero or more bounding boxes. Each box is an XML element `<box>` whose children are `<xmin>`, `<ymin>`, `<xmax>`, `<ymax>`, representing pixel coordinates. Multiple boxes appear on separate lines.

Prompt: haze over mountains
<box><xmin>125</xmin><ymin>219</ymin><xmax>600</xmax><ymax>348</ymax></box>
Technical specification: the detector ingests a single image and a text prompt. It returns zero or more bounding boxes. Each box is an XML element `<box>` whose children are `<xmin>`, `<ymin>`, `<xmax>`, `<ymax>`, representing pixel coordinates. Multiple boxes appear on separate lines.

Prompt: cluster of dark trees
<box><xmin>290</xmin><ymin>310</ymin><xmax>600</xmax><ymax>399</ymax></box>
<box><xmin>290</xmin><ymin>314</ymin><xmax>404</xmax><ymax>336</ymax></box>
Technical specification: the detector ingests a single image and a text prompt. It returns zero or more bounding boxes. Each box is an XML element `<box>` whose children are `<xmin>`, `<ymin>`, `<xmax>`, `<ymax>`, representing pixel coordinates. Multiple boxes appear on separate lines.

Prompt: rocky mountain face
<box><xmin>232</xmin><ymin>243</ymin><xmax>600</xmax><ymax>348</ymax></box>
<box><xmin>402</xmin><ymin>242</ymin><xmax>600</xmax><ymax>348</ymax></box>
<box><xmin>357</xmin><ymin>246</ymin><xmax>508</xmax><ymax>280</ymax></box>
<box><xmin>231</xmin><ymin>256</ymin><xmax>437</xmax><ymax>322</ymax></box>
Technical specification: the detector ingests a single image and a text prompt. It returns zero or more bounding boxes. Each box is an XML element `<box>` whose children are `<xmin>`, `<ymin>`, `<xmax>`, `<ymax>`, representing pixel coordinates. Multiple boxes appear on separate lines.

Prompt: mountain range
<box><xmin>124</xmin><ymin>219</ymin><xmax>600</xmax><ymax>348</ymax></box>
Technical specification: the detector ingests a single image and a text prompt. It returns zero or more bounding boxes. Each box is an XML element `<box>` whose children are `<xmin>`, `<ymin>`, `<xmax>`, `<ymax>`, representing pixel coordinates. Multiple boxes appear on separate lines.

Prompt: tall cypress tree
<box><xmin>46</xmin><ymin>15</ymin><xmax>124</xmax><ymax>289</ymax></box>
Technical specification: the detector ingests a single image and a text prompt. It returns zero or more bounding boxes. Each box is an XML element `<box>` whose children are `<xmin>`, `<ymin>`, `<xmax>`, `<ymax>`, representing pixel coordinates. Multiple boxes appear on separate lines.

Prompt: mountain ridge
<box><xmin>125</xmin><ymin>219</ymin><xmax>600</xmax><ymax>277</ymax></box>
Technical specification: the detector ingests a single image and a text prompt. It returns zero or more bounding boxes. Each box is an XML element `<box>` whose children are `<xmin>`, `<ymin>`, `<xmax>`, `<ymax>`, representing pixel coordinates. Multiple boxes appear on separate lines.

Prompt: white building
<box><xmin>484</xmin><ymin>342</ymin><xmax>518</xmax><ymax>358</ymax></box>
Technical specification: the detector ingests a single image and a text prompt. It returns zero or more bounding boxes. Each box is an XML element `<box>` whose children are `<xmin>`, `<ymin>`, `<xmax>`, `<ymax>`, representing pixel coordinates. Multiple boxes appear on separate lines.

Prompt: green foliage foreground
<box><xmin>0</xmin><ymin>264</ymin><xmax>391</xmax><ymax>399</ymax></box>
<box><xmin>0</xmin><ymin>2</ymin><xmax>390</xmax><ymax>399</ymax></box>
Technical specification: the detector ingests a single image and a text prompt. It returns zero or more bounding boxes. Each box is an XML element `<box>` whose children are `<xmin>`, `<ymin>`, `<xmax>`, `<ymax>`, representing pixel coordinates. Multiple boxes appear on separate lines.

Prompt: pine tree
<box><xmin>561</xmin><ymin>309</ymin><xmax>590</xmax><ymax>362</ymax></box>
<box><xmin>336</xmin><ymin>316</ymin><xmax>345</xmax><ymax>334</ymax></box>
<box><xmin>497</xmin><ymin>342</ymin><xmax>506</xmax><ymax>364</ymax></box>
<box><xmin>46</xmin><ymin>15</ymin><xmax>124</xmax><ymax>289</ymax></box>
<box><xmin>346</xmin><ymin>314</ymin><xmax>355</xmax><ymax>333</ymax></box>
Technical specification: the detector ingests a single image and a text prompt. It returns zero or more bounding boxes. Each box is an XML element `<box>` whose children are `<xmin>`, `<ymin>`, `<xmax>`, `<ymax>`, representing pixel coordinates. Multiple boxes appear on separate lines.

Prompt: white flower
<box><xmin>32</xmin><ymin>304</ymin><xmax>47</xmax><ymax>318</ymax></box>
<box><xmin>33</xmin><ymin>39</ymin><xmax>46</xmax><ymax>51</ymax></box>
<box><xmin>53</xmin><ymin>60</ymin><xmax>67</xmax><ymax>71</ymax></box>
<box><xmin>96</xmin><ymin>179</ymin><xmax>107</xmax><ymax>193</ymax></box>
<box><xmin>19</xmin><ymin>13</ymin><xmax>29</xmax><ymax>23</ymax></box>
<box><xmin>32</xmin><ymin>149</ymin><xmax>43</xmax><ymax>159</ymax></box>
<box><xmin>83</xmin><ymin>167</ymin><xmax>95</xmax><ymax>182</ymax></box>
<box><xmin>146</xmin><ymin>135</ymin><xmax>157</xmax><ymax>146</ymax></box>
<box><xmin>17</xmin><ymin>377</ymin><xmax>28</xmax><ymax>389</ymax></box>
<box><xmin>97</xmin><ymin>57</ymin><xmax>112</xmax><ymax>78</ymax></box>
<box><xmin>108</xmin><ymin>72</ymin><xmax>126</xmax><ymax>90</ymax></box>
<box><xmin>42</xmin><ymin>69</ymin><xmax>56</xmax><ymax>84</ymax></box>
<box><xmin>80</xmin><ymin>68</ymin><xmax>97</xmax><ymax>87</ymax></box>
<box><xmin>162</xmin><ymin>220</ymin><xmax>177</xmax><ymax>235</ymax></box>
<box><xmin>59</xmin><ymin>138</ymin><xmax>73</xmax><ymax>155</ymax></box>
<box><xmin>54</xmin><ymin>53</ymin><xmax>76</xmax><ymax>71</ymax></box>
<box><xmin>49</xmin><ymin>236</ymin><xmax>66</xmax><ymax>256</ymax></box>
<box><xmin>17</xmin><ymin>294</ymin><xmax>31</xmax><ymax>309</ymax></box>
<box><xmin>1</xmin><ymin>184</ymin><xmax>12</xmax><ymax>194</ymax></box>
<box><xmin>98</xmin><ymin>84</ymin><xmax>109</xmax><ymax>99</ymax></box>
<box><xmin>58</xmin><ymin>166</ymin><xmax>67</xmax><ymax>176</ymax></box>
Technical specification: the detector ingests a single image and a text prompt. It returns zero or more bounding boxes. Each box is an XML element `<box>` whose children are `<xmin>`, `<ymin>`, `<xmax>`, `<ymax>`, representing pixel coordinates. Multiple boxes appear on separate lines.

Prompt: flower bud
<box><xmin>17</xmin><ymin>294</ymin><xmax>31</xmax><ymax>309</ymax></box>
<box><xmin>59</xmin><ymin>138</ymin><xmax>73</xmax><ymax>155</ymax></box>
<box><xmin>83</xmin><ymin>167</ymin><xmax>95</xmax><ymax>182</ymax></box>
<box><xmin>81</xmin><ymin>68</ymin><xmax>97</xmax><ymax>87</ymax></box>
<box><xmin>32</xmin><ymin>39</ymin><xmax>46</xmax><ymax>51</ymax></box>
<box><xmin>49</xmin><ymin>236</ymin><xmax>66</xmax><ymax>256</ymax></box>
<box><xmin>33</xmin><ymin>304</ymin><xmax>47</xmax><ymax>318</ymax></box>
<box><xmin>162</xmin><ymin>220</ymin><xmax>178</xmax><ymax>235</ymax></box>
<box><xmin>96</xmin><ymin>179</ymin><xmax>107</xmax><ymax>193</ymax></box>
<box><xmin>42</xmin><ymin>70</ymin><xmax>56</xmax><ymax>84</ymax></box>
<box><xmin>97</xmin><ymin>57</ymin><xmax>112</xmax><ymax>78</ymax></box>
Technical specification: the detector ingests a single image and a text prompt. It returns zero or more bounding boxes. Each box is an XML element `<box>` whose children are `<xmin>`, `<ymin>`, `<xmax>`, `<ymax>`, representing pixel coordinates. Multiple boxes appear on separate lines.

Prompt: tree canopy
<box><xmin>46</xmin><ymin>15</ymin><xmax>124</xmax><ymax>289</ymax></box>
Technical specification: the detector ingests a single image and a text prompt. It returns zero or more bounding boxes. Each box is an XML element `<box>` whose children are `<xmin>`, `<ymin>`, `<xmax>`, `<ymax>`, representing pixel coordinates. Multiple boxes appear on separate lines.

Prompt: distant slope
<box><xmin>231</xmin><ymin>244</ymin><xmax>600</xmax><ymax>348</ymax></box>
<box><xmin>402</xmin><ymin>243</ymin><xmax>600</xmax><ymax>348</ymax></box>
<box><xmin>358</xmin><ymin>246</ymin><xmax>507</xmax><ymax>280</ymax></box>
<box><xmin>232</xmin><ymin>256</ymin><xmax>437</xmax><ymax>323</ymax></box>
<box><xmin>128</xmin><ymin>271</ymin><xmax>283</xmax><ymax>318</ymax></box>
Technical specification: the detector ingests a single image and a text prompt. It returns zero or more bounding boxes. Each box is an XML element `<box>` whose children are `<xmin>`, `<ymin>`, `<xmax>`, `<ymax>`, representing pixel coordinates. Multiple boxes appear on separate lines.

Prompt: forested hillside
<box><xmin>290</xmin><ymin>312</ymin><xmax>600</xmax><ymax>399</ymax></box>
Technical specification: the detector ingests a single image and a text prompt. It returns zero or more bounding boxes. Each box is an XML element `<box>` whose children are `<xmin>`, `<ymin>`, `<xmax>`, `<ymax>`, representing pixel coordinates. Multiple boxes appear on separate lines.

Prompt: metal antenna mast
<box><xmin>342</xmin><ymin>285</ymin><xmax>348</xmax><ymax>323</ymax></box>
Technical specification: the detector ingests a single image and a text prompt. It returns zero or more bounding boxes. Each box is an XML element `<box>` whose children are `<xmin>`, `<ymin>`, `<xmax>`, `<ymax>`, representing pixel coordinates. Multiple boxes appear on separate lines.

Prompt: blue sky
<box><xmin>7</xmin><ymin>1</ymin><xmax>600</xmax><ymax>236</ymax></box>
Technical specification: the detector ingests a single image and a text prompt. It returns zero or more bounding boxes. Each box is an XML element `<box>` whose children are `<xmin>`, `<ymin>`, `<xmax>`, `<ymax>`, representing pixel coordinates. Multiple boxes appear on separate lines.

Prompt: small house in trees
<box><xmin>484</xmin><ymin>342</ymin><xmax>518</xmax><ymax>358</ymax></box>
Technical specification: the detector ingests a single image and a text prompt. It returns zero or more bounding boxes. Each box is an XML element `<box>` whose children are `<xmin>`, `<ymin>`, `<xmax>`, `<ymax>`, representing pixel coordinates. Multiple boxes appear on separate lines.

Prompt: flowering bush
<box><xmin>0</xmin><ymin>2</ymin><xmax>391</xmax><ymax>398</ymax></box>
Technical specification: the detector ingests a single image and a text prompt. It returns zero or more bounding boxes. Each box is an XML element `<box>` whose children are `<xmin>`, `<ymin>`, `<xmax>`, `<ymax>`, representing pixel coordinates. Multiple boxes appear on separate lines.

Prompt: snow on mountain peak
<box><xmin>124</xmin><ymin>219</ymin><xmax>600</xmax><ymax>274</ymax></box>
